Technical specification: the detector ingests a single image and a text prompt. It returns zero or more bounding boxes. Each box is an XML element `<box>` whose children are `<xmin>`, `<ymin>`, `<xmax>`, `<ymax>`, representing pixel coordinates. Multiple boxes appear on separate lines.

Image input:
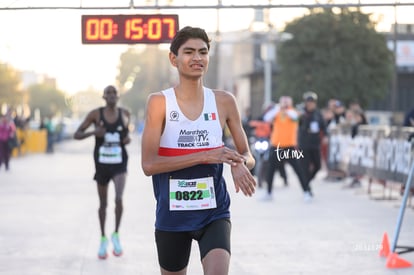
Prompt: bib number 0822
<box><xmin>175</xmin><ymin>190</ymin><xmax>203</xmax><ymax>201</ymax></box>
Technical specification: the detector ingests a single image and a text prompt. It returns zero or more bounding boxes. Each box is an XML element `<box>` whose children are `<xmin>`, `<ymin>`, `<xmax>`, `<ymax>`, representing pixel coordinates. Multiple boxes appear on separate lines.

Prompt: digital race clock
<box><xmin>81</xmin><ymin>14</ymin><xmax>179</xmax><ymax>44</ymax></box>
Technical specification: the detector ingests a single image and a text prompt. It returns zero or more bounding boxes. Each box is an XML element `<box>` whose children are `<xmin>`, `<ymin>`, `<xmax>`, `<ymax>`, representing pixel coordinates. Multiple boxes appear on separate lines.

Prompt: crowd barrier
<box><xmin>11</xmin><ymin>128</ymin><xmax>47</xmax><ymax>157</ymax></box>
<box><xmin>327</xmin><ymin>124</ymin><xmax>414</xmax><ymax>200</ymax></box>
<box><xmin>328</xmin><ymin>124</ymin><xmax>414</xmax><ymax>268</ymax></box>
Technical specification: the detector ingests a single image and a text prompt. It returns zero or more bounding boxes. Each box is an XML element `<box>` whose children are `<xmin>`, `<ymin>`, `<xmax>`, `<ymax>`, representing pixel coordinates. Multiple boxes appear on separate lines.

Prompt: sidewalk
<box><xmin>1</xmin><ymin>135</ymin><xmax>413</xmax><ymax>275</ymax></box>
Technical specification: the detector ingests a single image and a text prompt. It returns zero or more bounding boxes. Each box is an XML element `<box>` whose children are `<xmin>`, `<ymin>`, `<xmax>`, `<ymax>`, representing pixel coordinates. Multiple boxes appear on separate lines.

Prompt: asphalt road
<box><xmin>1</xmin><ymin>135</ymin><xmax>413</xmax><ymax>275</ymax></box>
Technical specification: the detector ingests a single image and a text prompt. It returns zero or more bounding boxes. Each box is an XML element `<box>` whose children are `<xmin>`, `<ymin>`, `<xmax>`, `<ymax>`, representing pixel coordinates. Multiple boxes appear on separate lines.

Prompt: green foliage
<box><xmin>0</xmin><ymin>63</ymin><xmax>22</xmax><ymax>107</ymax></box>
<box><xmin>277</xmin><ymin>8</ymin><xmax>394</xmax><ymax>107</ymax></box>
<box><xmin>28</xmin><ymin>84</ymin><xmax>69</xmax><ymax>118</ymax></box>
<box><xmin>117</xmin><ymin>46</ymin><xmax>172</xmax><ymax>117</ymax></box>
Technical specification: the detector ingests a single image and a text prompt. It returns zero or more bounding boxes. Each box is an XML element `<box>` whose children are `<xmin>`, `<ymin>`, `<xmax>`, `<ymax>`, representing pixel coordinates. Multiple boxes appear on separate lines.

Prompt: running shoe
<box><xmin>98</xmin><ymin>236</ymin><xmax>108</xmax><ymax>259</ymax></box>
<box><xmin>303</xmin><ymin>191</ymin><xmax>313</xmax><ymax>203</ymax></box>
<box><xmin>258</xmin><ymin>192</ymin><xmax>273</xmax><ymax>202</ymax></box>
<box><xmin>111</xmin><ymin>232</ymin><xmax>123</xmax><ymax>256</ymax></box>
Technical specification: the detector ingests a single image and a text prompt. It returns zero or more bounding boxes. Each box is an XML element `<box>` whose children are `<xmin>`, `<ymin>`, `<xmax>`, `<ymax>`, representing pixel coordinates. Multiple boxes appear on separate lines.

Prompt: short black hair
<box><xmin>104</xmin><ymin>85</ymin><xmax>117</xmax><ymax>95</ymax></box>
<box><xmin>170</xmin><ymin>26</ymin><xmax>211</xmax><ymax>55</ymax></box>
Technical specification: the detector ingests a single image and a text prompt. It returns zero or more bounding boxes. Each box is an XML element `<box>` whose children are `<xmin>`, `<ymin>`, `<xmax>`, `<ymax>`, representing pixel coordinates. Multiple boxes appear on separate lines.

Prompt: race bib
<box><xmin>169</xmin><ymin>177</ymin><xmax>217</xmax><ymax>211</ymax></box>
<box><xmin>98</xmin><ymin>132</ymin><xmax>122</xmax><ymax>164</ymax></box>
<box><xmin>98</xmin><ymin>145</ymin><xmax>122</xmax><ymax>164</ymax></box>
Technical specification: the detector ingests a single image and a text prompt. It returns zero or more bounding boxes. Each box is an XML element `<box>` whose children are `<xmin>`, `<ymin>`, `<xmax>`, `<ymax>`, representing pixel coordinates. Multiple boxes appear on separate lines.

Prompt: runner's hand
<box><xmin>205</xmin><ymin>147</ymin><xmax>245</xmax><ymax>166</ymax></box>
<box><xmin>123</xmin><ymin>136</ymin><xmax>131</xmax><ymax>145</ymax></box>
<box><xmin>231</xmin><ymin>163</ymin><xmax>256</xmax><ymax>196</ymax></box>
<box><xmin>94</xmin><ymin>121</ymin><xmax>106</xmax><ymax>138</ymax></box>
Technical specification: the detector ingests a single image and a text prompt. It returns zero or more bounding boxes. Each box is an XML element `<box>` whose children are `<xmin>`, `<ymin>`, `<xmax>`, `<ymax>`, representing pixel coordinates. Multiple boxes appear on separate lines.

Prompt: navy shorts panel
<box><xmin>154</xmin><ymin>218</ymin><xmax>231</xmax><ymax>272</ymax></box>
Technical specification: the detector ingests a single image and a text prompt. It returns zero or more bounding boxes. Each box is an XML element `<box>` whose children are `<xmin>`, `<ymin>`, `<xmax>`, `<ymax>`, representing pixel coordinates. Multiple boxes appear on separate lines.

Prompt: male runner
<box><xmin>74</xmin><ymin>85</ymin><xmax>131</xmax><ymax>259</ymax></box>
<box><xmin>141</xmin><ymin>26</ymin><xmax>256</xmax><ymax>275</ymax></box>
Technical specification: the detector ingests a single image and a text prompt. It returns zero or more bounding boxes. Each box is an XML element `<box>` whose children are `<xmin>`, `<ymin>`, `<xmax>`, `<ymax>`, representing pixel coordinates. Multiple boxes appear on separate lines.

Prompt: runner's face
<box><xmin>103</xmin><ymin>88</ymin><xmax>119</xmax><ymax>106</ymax></box>
<box><xmin>173</xmin><ymin>38</ymin><xmax>209</xmax><ymax>78</ymax></box>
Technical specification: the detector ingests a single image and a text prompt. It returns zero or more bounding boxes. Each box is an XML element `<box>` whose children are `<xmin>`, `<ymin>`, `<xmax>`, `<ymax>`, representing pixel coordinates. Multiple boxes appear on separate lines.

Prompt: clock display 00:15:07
<box><xmin>81</xmin><ymin>14</ymin><xmax>179</xmax><ymax>44</ymax></box>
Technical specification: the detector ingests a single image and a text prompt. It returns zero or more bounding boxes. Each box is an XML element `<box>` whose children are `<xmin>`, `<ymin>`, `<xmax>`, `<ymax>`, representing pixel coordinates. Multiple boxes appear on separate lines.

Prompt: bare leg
<box><xmin>113</xmin><ymin>173</ymin><xmax>126</xmax><ymax>233</ymax></box>
<box><xmin>202</xmin><ymin>248</ymin><xmax>230</xmax><ymax>275</ymax></box>
<box><xmin>4</xmin><ymin>145</ymin><xmax>11</xmax><ymax>170</ymax></box>
<box><xmin>0</xmin><ymin>141</ymin><xmax>6</xmax><ymax>170</ymax></box>
<box><xmin>96</xmin><ymin>183</ymin><xmax>108</xmax><ymax>237</ymax></box>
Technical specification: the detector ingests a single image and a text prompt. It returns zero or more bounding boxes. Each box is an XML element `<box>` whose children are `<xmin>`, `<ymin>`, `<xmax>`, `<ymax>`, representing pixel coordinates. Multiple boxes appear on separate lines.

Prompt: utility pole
<box><xmin>391</xmin><ymin>2</ymin><xmax>398</xmax><ymax>114</ymax></box>
<box><xmin>214</xmin><ymin>0</ymin><xmax>222</xmax><ymax>89</ymax></box>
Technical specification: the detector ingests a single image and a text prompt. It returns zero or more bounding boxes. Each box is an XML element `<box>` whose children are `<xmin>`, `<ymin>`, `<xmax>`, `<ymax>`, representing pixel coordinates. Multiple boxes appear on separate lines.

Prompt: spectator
<box><xmin>321</xmin><ymin>107</ymin><xmax>335</xmax><ymax>167</ymax></box>
<box><xmin>403</xmin><ymin>107</ymin><xmax>414</xmax><ymax>141</ymax></box>
<box><xmin>248</xmin><ymin>108</ymin><xmax>273</xmax><ymax>188</ymax></box>
<box><xmin>263</xmin><ymin>96</ymin><xmax>308</xmax><ymax>201</ymax></box>
<box><xmin>0</xmin><ymin>113</ymin><xmax>17</xmax><ymax>171</ymax></box>
<box><xmin>344</xmin><ymin>108</ymin><xmax>368</xmax><ymax>188</ymax></box>
<box><xmin>345</xmin><ymin>109</ymin><xmax>367</xmax><ymax>139</ymax></box>
<box><xmin>298</xmin><ymin>91</ymin><xmax>327</xmax><ymax>198</ymax></box>
<box><xmin>403</xmin><ymin>107</ymin><xmax>414</xmax><ymax>127</ymax></box>
<box><xmin>325</xmin><ymin>99</ymin><xmax>346</xmax><ymax>131</ymax></box>
<box><xmin>42</xmin><ymin>116</ymin><xmax>55</xmax><ymax>153</ymax></box>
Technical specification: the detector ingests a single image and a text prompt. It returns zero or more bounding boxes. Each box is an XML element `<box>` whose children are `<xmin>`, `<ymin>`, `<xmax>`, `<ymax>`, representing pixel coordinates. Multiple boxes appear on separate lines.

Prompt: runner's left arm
<box><xmin>217</xmin><ymin>90</ymin><xmax>256</xmax><ymax>196</ymax></box>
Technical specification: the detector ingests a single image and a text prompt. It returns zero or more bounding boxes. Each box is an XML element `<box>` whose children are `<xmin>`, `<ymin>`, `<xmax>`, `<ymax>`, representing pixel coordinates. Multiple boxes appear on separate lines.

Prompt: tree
<box><xmin>28</xmin><ymin>84</ymin><xmax>69</xmax><ymax>118</ymax></box>
<box><xmin>276</xmin><ymin>8</ymin><xmax>394</xmax><ymax>107</ymax></box>
<box><xmin>68</xmin><ymin>89</ymin><xmax>104</xmax><ymax>119</ymax></box>
<box><xmin>0</xmin><ymin>63</ymin><xmax>23</xmax><ymax>109</ymax></box>
<box><xmin>117</xmin><ymin>45</ymin><xmax>173</xmax><ymax>118</ymax></box>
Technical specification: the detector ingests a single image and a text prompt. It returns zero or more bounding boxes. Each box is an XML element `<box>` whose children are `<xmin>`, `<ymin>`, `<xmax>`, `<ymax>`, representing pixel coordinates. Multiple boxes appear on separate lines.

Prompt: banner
<box><xmin>327</xmin><ymin>125</ymin><xmax>414</xmax><ymax>185</ymax></box>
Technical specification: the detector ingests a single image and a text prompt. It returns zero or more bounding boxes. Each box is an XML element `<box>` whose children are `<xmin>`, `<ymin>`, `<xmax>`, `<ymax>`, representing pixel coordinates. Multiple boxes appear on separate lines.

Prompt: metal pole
<box><xmin>391</xmin><ymin>2</ymin><xmax>398</xmax><ymax>114</ymax></box>
<box><xmin>264</xmin><ymin>55</ymin><xmax>272</xmax><ymax>108</ymax></box>
<box><xmin>261</xmin><ymin>40</ymin><xmax>275</xmax><ymax>109</ymax></box>
<box><xmin>391</xmin><ymin>160</ymin><xmax>414</xmax><ymax>252</ymax></box>
<box><xmin>215</xmin><ymin>0</ymin><xmax>221</xmax><ymax>88</ymax></box>
<box><xmin>3</xmin><ymin>3</ymin><xmax>414</xmax><ymax>10</ymax></box>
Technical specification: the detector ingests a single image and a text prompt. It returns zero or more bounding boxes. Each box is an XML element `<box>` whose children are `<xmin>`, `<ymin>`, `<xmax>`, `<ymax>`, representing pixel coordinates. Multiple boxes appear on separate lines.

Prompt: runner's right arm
<box><xmin>73</xmin><ymin>110</ymin><xmax>104</xmax><ymax>140</ymax></box>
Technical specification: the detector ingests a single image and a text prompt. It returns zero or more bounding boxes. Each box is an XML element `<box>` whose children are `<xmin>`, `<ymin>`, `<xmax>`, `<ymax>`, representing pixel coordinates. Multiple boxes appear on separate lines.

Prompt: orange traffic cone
<box><xmin>386</xmin><ymin>252</ymin><xmax>413</xmax><ymax>268</ymax></box>
<box><xmin>379</xmin><ymin>232</ymin><xmax>390</xmax><ymax>257</ymax></box>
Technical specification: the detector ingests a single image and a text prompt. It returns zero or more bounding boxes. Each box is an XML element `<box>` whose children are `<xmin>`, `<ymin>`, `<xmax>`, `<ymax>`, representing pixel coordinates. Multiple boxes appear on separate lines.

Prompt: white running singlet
<box><xmin>159</xmin><ymin>87</ymin><xmax>224</xmax><ymax>156</ymax></box>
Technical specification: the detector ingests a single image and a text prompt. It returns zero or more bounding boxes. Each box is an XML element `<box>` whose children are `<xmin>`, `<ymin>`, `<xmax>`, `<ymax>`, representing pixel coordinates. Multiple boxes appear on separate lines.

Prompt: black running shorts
<box><xmin>94</xmin><ymin>164</ymin><xmax>127</xmax><ymax>185</ymax></box>
<box><xmin>155</xmin><ymin>218</ymin><xmax>231</xmax><ymax>272</ymax></box>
